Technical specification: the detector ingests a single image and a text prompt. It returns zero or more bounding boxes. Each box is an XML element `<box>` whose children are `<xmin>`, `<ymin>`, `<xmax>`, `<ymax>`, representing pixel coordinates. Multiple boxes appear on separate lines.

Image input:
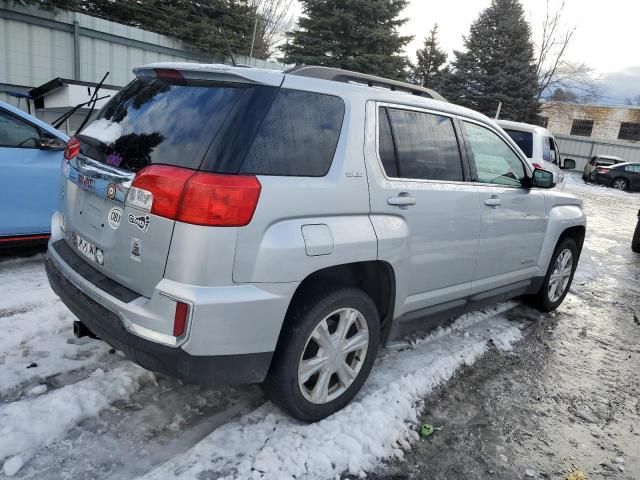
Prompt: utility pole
<box><xmin>249</xmin><ymin>2</ymin><xmax>259</xmax><ymax>58</ymax></box>
<box><xmin>495</xmin><ymin>101</ymin><xmax>502</xmax><ymax>120</ymax></box>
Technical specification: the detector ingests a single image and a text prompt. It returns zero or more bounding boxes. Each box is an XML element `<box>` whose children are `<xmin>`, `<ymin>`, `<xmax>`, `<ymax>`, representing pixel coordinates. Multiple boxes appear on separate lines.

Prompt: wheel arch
<box><xmin>278</xmin><ymin>261</ymin><xmax>396</xmax><ymax>346</ymax></box>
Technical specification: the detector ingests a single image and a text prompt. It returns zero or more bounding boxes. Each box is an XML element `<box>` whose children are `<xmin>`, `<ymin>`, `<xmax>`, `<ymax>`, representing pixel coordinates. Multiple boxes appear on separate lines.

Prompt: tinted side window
<box><xmin>240</xmin><ymin>89</ymin><xmax>345</xmax><ymax>176</ymax></box>
<box><xmin>503</xmin><ymin>129</ymin><xmax>533</xmax><ymax>158</ymax></box>
<box><xmin>378</xmin><ymin>108</ymin><xmax>398</xmax><ymax>177</ymax></box>
<box><xmin>542</xmin><ymin>137</ymin><xmax>551</xmax><ymax>162</ymax></box>
<box><xmin>463</xmin><ymin>122</ymin><xmax>526</xmax><ymax>187</ymax></box>
<box><xmin>0</xmin><ymin>110</ymin><xmax>40</xmax><ymax>147</ymax></box>
<box><xmin>385</xmin><ymin>108</ymin><xmax>463</xmax><ymax>181</ymax></box>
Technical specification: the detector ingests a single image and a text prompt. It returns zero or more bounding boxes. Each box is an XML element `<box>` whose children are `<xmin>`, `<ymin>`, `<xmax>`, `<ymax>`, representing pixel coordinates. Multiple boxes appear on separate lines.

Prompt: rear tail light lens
<box><xmin>532</xmin><ymin>162</ymin><xmax>544</xmax><ymax>170</ymax></box>
<box><xmin>128</xmin><ymin>165</ymin><xmax>261</xmax><ymax>227</ymax></box>
<box><xmin>596</xmin><ymin>167</ymin><xmax>610</xmax><ymax>174</ymax></box>
<box><xmin>64</xmin><ymin>137</ymin><xmax>81</xmax><ymax>160</ymax></box>
<box><xmin>173</xmin><ymin>301</ymin><xmax>190</xmax><ymax>337</ymax></box>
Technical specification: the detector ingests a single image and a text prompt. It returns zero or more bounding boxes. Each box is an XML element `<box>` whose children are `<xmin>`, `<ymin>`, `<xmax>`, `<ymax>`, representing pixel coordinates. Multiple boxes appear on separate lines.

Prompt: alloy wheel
<box><xmin>548</xmin><ymin>248</ymin><xmax>573</xmax><ymax>302</ymax></box>
<box><xmin>298</xmin><ymin>308</ymin><xmax>369</xmax><ymax>404</ymax></box>
<box><xmin>613</xmin><ymin>179</ymin><xmax>627</xmax><ymax>190</ymax></box>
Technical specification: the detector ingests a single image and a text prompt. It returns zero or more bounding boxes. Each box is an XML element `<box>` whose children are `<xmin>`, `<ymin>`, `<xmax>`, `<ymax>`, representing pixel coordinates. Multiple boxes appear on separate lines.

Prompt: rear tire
<box><xmin>632</xmin><ymin>215</ymin><xmax>640</xmax><ymax>253</ymax></box>
<box><xmin>526</xmin><ymin>237</ymin><xmax>578</xmax><ymax>312</ymax></box>
<box><xmin>612</xmin><ymin>177</ymin><xmax>628</xmax><ymax>190</ymax></box>
<box><xmin>263</xmin><ymin>285</ymin><xmax>380</xmax><ymax>422</ymax></box>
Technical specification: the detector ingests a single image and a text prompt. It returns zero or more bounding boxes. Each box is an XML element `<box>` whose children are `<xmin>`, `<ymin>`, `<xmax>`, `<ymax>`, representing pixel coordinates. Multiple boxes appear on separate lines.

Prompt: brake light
<box><xmin>154</xmin><ymin>68</ymin><xmax>185</xmax><ymax>83</ymax></box>
<box><xmin>596</xmin><ymin>167</ymin><xmax>610</xmax><ymax>174</ymax></box>
<box><xmin>128</xmin><ymin>165</ymin><xmax>261</xmax><ymax>227</ymax></box>
<box><xmin>532</xmin><ymin>162</ymin><xmax>544</xmax><ymax>170</ymax></box>
<box><xmin>64</xmin><ymin>137</ymin><xmax>81</xmax><ymax>160</ymax></box>
<box><xmin>173</xmin><ymin>301</ymin><xmax>189</xmax><ymax>337</ymax></box>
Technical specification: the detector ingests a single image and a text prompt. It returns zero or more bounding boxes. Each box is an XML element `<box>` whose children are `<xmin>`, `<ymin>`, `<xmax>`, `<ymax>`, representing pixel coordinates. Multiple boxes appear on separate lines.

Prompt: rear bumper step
<box><xmin>46</xmin><ymin>253</ymin><xmax>272</xmax><ymax>384</ymax></box>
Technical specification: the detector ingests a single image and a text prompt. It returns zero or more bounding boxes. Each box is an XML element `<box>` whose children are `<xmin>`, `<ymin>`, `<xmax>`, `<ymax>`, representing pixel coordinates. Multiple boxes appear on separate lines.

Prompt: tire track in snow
<box><xmin>138</xmin><ymin>309</ymin><xmax>522</xmax><ymax>480</ymax></box>
<box><xmin>0</xmin><ymin>364</ymin><xmax>154</xmax><ymax>476</ymax></box>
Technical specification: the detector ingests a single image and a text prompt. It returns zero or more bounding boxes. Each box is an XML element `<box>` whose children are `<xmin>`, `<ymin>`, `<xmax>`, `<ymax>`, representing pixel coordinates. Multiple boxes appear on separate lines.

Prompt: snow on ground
<box><xmin>141</xmin><ymin>307</ymin><xmax>521</xmax><ymax>480</ymax></box>
<box><xmin>0</xmin><ymin>172</ymin><xmax>635</xmax><ymax>479</ymax></box>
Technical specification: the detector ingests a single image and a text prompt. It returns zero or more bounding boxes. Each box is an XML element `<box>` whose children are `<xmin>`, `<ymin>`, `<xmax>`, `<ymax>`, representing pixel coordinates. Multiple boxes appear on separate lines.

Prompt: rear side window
<box><xmin>503</xmin><ymin>129</ymin><xmax>533</xmax><ymax>158</ymax></box>
<box><xmin>240</xmin><ymin>89</ymin><xmax>344</xmax><ymax>176</ymax></box>
<box><xmin>79</xmin><ymin>78</ymin><xmax>248</xmax><ymax>172</ymax></box>
<box><xmin>381</xmin><ymin>107</ymin><xmax>463</xmax><ymax>181</ymax></box>
<box><xmin>378</xmin><ymin>108</ymin><xmax>398</xmax><ymax>177</ymax></box>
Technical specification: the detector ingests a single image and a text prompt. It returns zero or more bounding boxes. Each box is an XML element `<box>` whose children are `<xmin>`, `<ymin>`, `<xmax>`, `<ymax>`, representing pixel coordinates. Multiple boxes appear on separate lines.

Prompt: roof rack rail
<box><xmin>285</xmin><ymin>66</ymin><xmax>447</xmax><ymax>102</ymax></box>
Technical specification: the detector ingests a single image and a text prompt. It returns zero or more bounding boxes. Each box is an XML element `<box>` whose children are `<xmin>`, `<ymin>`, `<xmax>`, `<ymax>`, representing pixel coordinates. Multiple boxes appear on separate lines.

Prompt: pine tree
<box><xmin>443</xmin><ymin>0</ymin><xmax>538</xmax><ymax>121</ymax></box>
<box><xmin>281</xmin><ymin>0</ymin><xmax>413</xmax><ymax>80</ymax></box>
<box><xmin>414</xmin><ymin>24</ymin><xmax>447</xmax><ymax>89</ymax></box>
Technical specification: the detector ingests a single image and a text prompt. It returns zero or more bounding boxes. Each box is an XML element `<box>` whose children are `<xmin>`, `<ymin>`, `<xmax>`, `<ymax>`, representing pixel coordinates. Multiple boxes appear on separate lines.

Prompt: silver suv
<box><xmin>46</xmin><ymin>64</ymin><xmax>586</xmax><ymax>422</ymax></box>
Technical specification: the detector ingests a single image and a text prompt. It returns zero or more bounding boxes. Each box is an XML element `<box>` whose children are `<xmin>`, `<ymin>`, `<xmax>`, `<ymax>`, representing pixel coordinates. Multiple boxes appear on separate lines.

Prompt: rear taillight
<box><xmin>128</xmin><ymin>165</ymin><xmax>261</xmax><ymax>227</ymax></box>
<box><xmin>596</xmin><ymin>167</ymin><xmax>610</xmax><ymax>174</ymax></box>
<box><xmin>532</xmin><ymin>162</ymin><xmax>544</xmax><ymax>170</ymax></box>
<box><xmin>64</xmin><ymin>137</ymin><xmax>81</xmax><ymax>160</ymax></box>
<box><xmin>173</xmin><ymin>301</ymin><xmax>189</xmax><ymax>337</ymax></box>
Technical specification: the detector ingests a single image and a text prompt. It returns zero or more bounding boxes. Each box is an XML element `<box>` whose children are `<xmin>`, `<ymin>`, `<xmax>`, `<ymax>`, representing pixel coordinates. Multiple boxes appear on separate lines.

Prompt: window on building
<box><xmin>570</xmin><ymin>119</ymin><xmax>594</xmax><ymax>137</ymax></box>
<box><xmin>618</xmin><ymin>122</ymin><xmax>640</xmax><ymax>142</ymax></box>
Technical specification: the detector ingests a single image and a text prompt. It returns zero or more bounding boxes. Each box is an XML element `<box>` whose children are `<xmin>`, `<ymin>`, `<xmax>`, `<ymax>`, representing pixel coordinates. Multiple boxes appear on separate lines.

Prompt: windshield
<box><xmin>502</xmin><ymin>129</ymin><xmax>533</xmax><ymax>158</ymax></box>
<box><xmin>77</xmin><ymin>77</ymin><xmax>251</xmax><ymax>172</ymax></box>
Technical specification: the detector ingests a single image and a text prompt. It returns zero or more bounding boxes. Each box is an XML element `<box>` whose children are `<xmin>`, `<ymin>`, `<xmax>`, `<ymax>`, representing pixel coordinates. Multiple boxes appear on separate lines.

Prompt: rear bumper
<box><xmin>46</xmin><ymin>254</ymin><xmax>272</xmax><ymax>384</ymax></box>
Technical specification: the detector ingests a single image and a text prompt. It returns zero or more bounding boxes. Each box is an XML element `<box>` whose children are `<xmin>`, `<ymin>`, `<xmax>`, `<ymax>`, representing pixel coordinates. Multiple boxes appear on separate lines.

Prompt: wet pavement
<box><xmin>368</xmin><ymin>176</ymin><xmax>640</xmax><ymax>480</ymax></box>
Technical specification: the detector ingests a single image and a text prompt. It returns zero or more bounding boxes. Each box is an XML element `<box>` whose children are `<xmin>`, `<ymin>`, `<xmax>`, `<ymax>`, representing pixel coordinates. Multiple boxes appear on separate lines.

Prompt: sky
<box><xmin>291</xmin><ymin>0</ymin><xmax>640</xmax><ymax>105</ymax></box>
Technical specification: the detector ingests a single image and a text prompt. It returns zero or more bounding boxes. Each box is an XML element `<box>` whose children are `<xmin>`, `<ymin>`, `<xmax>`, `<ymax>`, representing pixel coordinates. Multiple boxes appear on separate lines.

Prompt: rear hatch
<box><xmin>61</xmin><ymin>66</ymin><xmax>282</xmax><ymax>297</ymax></box>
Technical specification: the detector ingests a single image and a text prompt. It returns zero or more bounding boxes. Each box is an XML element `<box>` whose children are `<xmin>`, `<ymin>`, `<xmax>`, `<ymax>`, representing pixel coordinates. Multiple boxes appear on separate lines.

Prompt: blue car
<box><xmin>0</xmin><ymin>100</ymin><xmax>69</xmax><ymax>247</ymax></box>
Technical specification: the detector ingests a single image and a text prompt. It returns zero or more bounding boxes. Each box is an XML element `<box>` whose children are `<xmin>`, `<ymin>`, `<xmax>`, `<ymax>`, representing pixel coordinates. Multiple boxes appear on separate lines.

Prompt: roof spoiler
<box><xmin>133</xmin><ymin>63</ymin><xmax>284</xmax><ymax>87</ymax></box>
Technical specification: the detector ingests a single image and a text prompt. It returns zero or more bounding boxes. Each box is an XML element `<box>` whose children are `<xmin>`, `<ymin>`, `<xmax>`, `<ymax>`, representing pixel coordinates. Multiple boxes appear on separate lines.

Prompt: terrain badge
<box><xmin>106</xmin><ymin>183</ymin><xmax>117</xmax><ymax>200</ymax></box>
<box><xmin>107</xmin><ymin>207</ymin><xmax>123</xmax><ymax>230</ymax></box>
<box><xmin>128</xmin><ymin>214</ymin><xmax>150</xmax><ymax>233</ymax></box>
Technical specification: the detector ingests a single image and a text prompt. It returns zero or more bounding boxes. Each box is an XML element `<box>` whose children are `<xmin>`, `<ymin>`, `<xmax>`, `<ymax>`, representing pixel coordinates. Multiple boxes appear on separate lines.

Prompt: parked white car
<box><xmin>497</xmin><ymin>120</ymin><xmax>565</xmax><ymax>189</ymax></box>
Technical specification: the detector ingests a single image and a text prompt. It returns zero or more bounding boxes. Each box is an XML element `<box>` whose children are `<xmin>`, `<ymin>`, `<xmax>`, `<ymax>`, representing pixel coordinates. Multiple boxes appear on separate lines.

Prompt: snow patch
<box><xmin>140</xmin><ymin>312</ymin><xmax>521</xmax><ymax>480</ymax></box>
<box><xmin>80</xmin><ymin>118</ymin><xmax>123</xmax><ymax>145</ymax></box>
<box><xmin>0</xmin><ymin>366</ymin><xmax>153</xmax><ymax>464</ymax></box>
<box><xmin>2</xmin><ymin>455</ymin><xmax>23</xmax><ymax>477</ymax></box>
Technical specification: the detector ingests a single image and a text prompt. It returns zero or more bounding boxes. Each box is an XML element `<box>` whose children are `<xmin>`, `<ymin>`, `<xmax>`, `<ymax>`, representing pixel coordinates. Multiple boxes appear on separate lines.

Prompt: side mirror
<box><xmin>561</xmin><ymin>158</ymin><xmax>576</xmax><ymax>170</ymax></box>
<box><xmin>36</xmin><ymin>137</ymin><xmax>66</xmax><ymax>150</ymax></box>
<box><xmin>531</xmin><ymin>168</ymin><xmax>556</xmax><ymax>189</ymax></box>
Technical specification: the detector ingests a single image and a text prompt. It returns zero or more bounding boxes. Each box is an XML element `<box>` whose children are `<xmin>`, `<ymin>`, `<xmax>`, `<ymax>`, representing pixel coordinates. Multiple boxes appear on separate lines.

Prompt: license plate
<box><xmin>76</xmin><ymin>235</ymin><xmax>96</xmax><ymax>262</ymax></box>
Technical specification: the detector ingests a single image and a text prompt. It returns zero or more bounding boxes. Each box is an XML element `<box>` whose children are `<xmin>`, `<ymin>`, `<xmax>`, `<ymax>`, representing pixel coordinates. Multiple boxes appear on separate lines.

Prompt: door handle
<box><xmin>484</xmin><ymin>197</ymin><xmax>502</xmax><ymax>207</ymax></box>
<box><xmin>387</xmin><ymin>193</ymin><xmax>416</xmax><ymax>208</ymax></box>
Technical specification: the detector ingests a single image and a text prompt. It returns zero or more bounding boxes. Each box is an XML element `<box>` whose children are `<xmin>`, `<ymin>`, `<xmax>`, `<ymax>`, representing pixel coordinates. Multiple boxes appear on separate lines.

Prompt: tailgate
<box><xmin>63</xmin><ymin>154</ymin><xmax>173</xmax><ymax>298</ymax></box>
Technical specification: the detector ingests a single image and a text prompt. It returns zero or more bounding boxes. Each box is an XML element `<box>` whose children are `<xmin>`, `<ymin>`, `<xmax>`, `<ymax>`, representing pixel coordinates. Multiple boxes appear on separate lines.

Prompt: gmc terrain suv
<box><xmin>46</xmin><ymin>64</ymin><xmax>586</xmax><ymax>422</ymax></box>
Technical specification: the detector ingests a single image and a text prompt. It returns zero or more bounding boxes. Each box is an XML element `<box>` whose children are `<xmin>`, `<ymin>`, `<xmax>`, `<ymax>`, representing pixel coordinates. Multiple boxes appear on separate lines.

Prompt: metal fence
<box><xmin>556</xmin><ymin>134</ymin><xmax>640</xmax><ymax>171</ymax></box>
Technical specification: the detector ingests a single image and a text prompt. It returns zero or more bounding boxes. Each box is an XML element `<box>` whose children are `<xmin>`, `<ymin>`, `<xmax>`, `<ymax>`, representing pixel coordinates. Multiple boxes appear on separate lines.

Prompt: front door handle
<box><xmin>387</xmin><ymin>193</ymin><xmax>416</xmax><ymax>208</ymax></box>
<box><xmin>484</xmin><ymin>197</ymin><xmax>502</xmax><ymax>207</ymax></box>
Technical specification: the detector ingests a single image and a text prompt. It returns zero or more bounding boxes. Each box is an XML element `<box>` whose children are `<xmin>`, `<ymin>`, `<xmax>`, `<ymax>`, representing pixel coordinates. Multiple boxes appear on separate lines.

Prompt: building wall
<box><xmin>0</xmin><ymin>4</ymin><xmax>289</xmax><ymax>111</ymax></box>
<box><xmin>541</xmin><ymin>101</ymin><xmax>640</xmax><ymax>143</ymax></box>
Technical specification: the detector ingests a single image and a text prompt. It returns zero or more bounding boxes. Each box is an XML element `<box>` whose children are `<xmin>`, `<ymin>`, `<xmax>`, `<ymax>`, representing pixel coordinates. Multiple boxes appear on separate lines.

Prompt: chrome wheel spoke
<box><xmin>299</xmin><ymin>356</ymin><xmax>328</xmax><ymax>383</ymax></box>
<box><xmin>311</xmin><ymin>319</ymin><xmax>333</xmax><ymax>350</ymax></box>
<box><xmin>343</xmin><ymin>331</ymin><xmax>369</xmax><ymax>354</ymax></box>
<box><xmin>336</xmin><ymin>309</ymin><xmax>357</xmax><ymax>342</ymax></box>
<box><xmin>548</xmin><ymin>249</ymin><xmax>573</xmax><ymax>302</ymax></box>
<box><xmin>310</xmin><ymin>370</ymin><xmax>331</xmax><ymax>404</ymax></box>
<box><xmin>336</xmin><ymin>360</ymin><xmax>357</xmax><ymax>387</ymax></box>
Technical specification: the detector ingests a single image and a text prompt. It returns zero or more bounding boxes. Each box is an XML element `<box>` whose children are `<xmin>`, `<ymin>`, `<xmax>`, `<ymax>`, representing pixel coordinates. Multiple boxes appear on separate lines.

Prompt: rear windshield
<box><xmin>596</xmin><ymin>159</ymin><xmax>618</xmax><ymax>166</ymax></box>
<box><xmin>78</xmin><ymin>77</ymin><xmax>345</xmax><ymax>177</ymax></box>
<box><xmin>503</xmin><ymin>129</ymin><xmax>533</xmax><ymax>158</ymax></box>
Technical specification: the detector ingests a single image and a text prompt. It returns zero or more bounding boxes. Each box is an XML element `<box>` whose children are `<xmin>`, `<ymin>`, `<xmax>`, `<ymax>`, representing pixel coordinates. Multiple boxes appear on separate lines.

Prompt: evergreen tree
<box><xmin>443</xmin><ymin>0</ymin><xmax>538</xmax><ymax>121</ymax></box>
<box><xmin>281</xmin><ymin>0</ymin><xmax>412</xmax><ymax>80</ymax></box>
<box><xmin>413</xmin><ymin>24</ymin><xmax>447</xmax><ymax>89</ymax></box>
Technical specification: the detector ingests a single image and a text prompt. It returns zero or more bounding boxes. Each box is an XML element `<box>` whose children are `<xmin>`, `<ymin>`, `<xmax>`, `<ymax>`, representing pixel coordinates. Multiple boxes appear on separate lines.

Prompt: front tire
<box><xmin>527</xmin><ymin>237</ymin><xmax>579</xmax><ymax>312</ymax></box>
<box><xmin>264</xmin><ymin>286</ymin><xmax>380</xmax><ymax>422</ymax></box>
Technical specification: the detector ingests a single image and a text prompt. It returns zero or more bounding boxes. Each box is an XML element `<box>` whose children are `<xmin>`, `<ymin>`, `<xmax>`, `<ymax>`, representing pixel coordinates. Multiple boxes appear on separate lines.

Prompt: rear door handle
<box><xmin>484</xmin><ymin>197</ymin><xmax>502</xmax><ymax>207</ymax></box>
<box><xmin>387</xmin><ymin>194</ymin><xmax>416</xmax><ymax>208</ymax></box>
